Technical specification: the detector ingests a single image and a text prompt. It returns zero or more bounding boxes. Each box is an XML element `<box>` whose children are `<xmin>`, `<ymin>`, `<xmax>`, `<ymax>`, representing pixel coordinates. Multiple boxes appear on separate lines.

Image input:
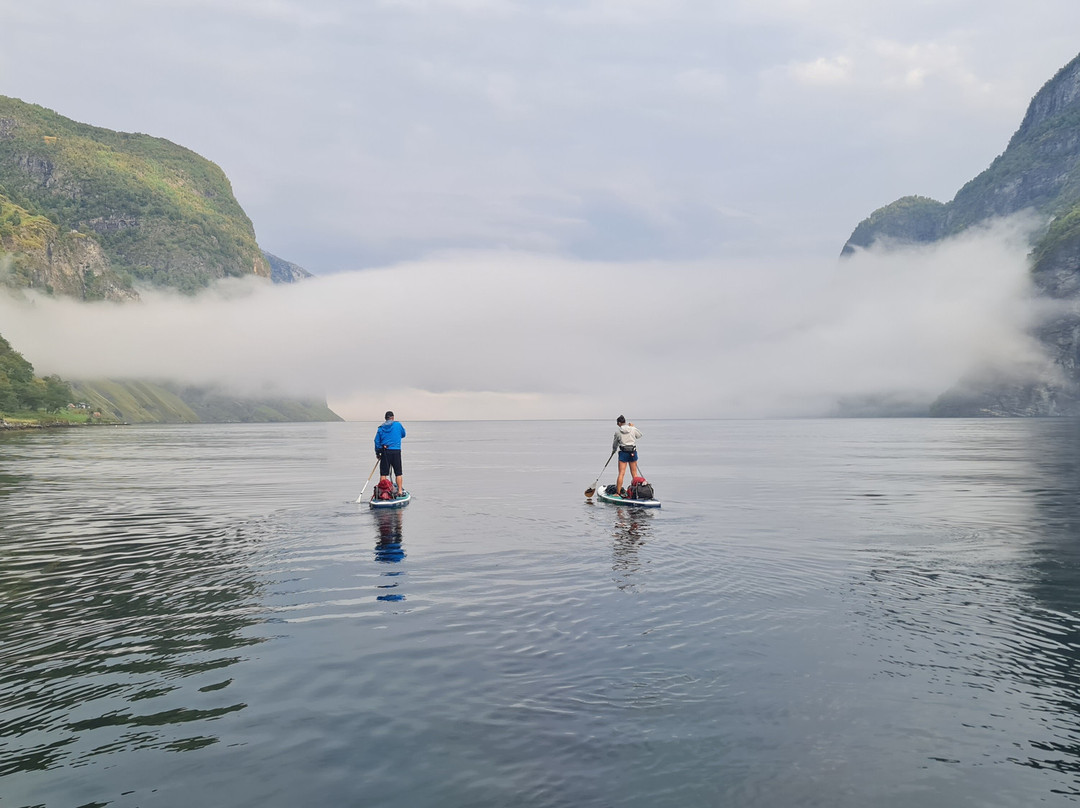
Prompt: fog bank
<box><xmin>0</xmin><ymin>217</ymin><xmax>1048</xmax><ymax>420</ymax></box>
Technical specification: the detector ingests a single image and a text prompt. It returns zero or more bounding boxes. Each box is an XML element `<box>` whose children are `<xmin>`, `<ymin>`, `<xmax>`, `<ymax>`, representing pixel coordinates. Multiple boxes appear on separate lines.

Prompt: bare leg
<box><xmin>616</xmin><ymin>460</ymin><xmax>628</xmax><ymax>494</ymax></box>
<box><xmin>396</xmin><ymin>476</ymin><xmax>405</xmax><ymax>495</ymax></box>
<box><xmin>629</xmin><ymin>460</ymin><xmax>641</xmax><ymax>479</ymax></box>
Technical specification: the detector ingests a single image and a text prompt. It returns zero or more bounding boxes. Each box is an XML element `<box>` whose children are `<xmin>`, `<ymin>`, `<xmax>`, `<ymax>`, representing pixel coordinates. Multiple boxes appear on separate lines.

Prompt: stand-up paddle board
<box><xmin>595</xmin><ymin>489</ymin><xmax>661</xmax><ymax>508</ymax></box>
<box><xmin>369</xmin><ymin>492</ymin><xmax>411</xmax><ymax>509</ymax></box>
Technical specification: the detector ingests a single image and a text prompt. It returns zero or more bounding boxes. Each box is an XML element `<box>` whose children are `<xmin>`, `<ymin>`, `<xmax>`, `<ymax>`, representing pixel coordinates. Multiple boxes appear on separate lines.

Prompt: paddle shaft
<box><xmin>585</xmin><ymin>450</ymin><xmax>617</xmax><ymax>496</ymax></box>
<box><xmin>356</xmin><ymin>458</ymin><xmax>380</xmax><ymax>502</ymax></box>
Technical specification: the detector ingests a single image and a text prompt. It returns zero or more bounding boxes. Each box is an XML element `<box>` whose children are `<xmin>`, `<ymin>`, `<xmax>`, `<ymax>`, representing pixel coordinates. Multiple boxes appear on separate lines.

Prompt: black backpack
<box><xmin>628</xmin><ymin>481</ymin><xmax>654</xmax><ymax>500</ymax></box>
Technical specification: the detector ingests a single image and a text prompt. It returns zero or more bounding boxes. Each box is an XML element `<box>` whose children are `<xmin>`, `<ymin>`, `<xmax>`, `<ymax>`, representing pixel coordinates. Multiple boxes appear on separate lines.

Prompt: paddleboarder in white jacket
<box><xmin>612</xmin><ymin>415</ymin><xmax>642</xmax><ymax>495</ymax></box>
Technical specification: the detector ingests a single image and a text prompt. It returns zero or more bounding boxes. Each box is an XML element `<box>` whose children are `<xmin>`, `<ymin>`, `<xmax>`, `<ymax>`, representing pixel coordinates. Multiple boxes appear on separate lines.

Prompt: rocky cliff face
<box><xmin>0</xmin><ymin>194</ymin><xmax>137</xmax><ymax>300</ymax></box>
<box><xmin>11</xmin><ymin>231</ymin><xmax>138</xmax><ymax>302</ymax></box>
<box><xmin>944</xmin><ymin>58</ymin><xmax>1080</xmax><ymax>232</ymax></box>
<box><xmin>844</xmin><ymin>51</ymin><xmax>1080</xmax><ymax>415</ymax></box>
<box><xmin>1012</xmin><ymin>57</ymin><xmax>1080</xmax><ymax>143</ymax></box>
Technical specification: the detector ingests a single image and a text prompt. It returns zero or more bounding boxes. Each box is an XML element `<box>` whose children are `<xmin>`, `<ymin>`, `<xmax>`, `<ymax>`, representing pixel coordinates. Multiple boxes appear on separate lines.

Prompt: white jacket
<box><xmin>612</xmin><ymin>424</ymin><xmax>642</xmax><ymax>452</ymax></box>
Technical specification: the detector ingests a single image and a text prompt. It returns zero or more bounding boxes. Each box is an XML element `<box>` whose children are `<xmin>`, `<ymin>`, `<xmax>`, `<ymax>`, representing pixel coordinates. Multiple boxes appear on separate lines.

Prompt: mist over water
<box><xmin>0</xmin><ymin>216</ymin><xmax>1048</xmax><ymax>419</ymax></box>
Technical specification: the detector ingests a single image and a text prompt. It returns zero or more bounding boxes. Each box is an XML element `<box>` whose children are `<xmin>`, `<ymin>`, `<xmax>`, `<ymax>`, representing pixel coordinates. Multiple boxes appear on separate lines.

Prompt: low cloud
<box><xmin>789</xmin><ymin>55</ymin><xmax>854</xmax><ymax>87</ymax></box>
<box><xmin>0</xmin><ymin>215</ymin><xmax>1050</xmax><ymax>420</ymax></box>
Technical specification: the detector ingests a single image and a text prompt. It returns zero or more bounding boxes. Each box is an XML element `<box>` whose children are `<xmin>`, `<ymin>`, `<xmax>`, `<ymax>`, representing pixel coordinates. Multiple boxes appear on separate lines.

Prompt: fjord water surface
<box><xmin>4</xmin><ymin>419</ymin><xmax>1080</xmax><ymax>806</ymax></box>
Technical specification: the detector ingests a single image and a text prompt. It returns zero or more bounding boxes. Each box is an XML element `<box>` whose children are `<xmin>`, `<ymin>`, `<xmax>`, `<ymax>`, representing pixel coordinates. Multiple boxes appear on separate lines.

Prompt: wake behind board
<box><xmin>369</xmin><ymin>492</ymin><xmax>411</xmax><ymax>509</ymax></box>
<box><xmin>596</xmin><ymin>489</ymin><xmax>661</xmax><ymax>509</ymax></box>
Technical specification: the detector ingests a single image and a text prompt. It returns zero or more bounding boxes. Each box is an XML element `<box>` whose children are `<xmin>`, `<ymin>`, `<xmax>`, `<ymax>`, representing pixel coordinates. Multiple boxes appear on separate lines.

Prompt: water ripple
<box><xmin>8</xmin><ymin>421</ymin><xmax>1080</xmax><ymax>807</ymax></box>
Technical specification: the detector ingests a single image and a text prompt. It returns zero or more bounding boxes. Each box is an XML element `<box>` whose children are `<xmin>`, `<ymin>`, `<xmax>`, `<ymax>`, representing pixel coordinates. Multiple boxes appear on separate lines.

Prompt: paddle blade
<box><xmin>584</xmin><ymin>487</ymin><xmax>595</xmax><ymax>497</ymax></box>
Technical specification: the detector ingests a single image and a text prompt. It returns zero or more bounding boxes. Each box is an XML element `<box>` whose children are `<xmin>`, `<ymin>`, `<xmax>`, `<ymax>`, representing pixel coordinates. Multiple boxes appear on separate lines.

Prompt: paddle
<box><xmin>355</xmin><ymin>458</ymin><xmax>380</xmax><ymax>503</ymax></box>
<box><xmin>584</xmin><ymin>450</ymin><xmax>616</xmax><ymax>498</ymax></box>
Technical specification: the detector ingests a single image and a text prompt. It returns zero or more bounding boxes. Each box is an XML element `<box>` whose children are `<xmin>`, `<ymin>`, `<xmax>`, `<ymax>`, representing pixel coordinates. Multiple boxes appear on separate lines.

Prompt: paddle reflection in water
<box><xmin>612</xmin><ymin>507</ymin><xmax>653</xmax><ymax>592</ymax></box>
<box><xmin>373</xmin><ymin>510</ymin><xmax>406</xmax><ymax>601</ymax></box>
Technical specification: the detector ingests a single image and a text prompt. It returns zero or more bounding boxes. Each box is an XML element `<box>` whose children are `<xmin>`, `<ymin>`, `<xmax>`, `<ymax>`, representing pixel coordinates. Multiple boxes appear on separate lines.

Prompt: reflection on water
<box><xmin>839</xmin><ymin>419</ymin><xmax>1080</xmax><ymax>793</ymax></box>
<box><xmin>612</xmin><ymin>507</ymin><xmax>652</xmax><ymax>591</ymax></box>
<box><xmin>0</xmin><ymin>512</ymin><xmax>263</xmax><ymax>777</ymax></box>
<box><xmin>11</xmin><ymin>420</ymin><xmax>1080</xmax><ymax>807</ymax></box>
<box><xmin>0</xmin><ymin>428</ymin><xmax>273</xmax><ymax>785</ymax></box>
<box><xmin>1004</xmin><ymin>421</ymin><xmax>1080</xmax><ymax>786</ymax></box>
<box><xmin>0</xmin><ymin>470</ymin><xmax>26</xmax><ymax>497</ymax></box>
<box><xmin>373</xmin><ymin>510</ymin><xmax>406</xmax><ymax>601</ymax></box>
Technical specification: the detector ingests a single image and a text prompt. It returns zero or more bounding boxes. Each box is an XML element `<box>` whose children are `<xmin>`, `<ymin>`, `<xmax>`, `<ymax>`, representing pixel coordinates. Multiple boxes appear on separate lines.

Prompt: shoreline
<box><xmin>0</xmin><ymin>420</ymin><xmax>126</xmax><ymax>430</ymax></box>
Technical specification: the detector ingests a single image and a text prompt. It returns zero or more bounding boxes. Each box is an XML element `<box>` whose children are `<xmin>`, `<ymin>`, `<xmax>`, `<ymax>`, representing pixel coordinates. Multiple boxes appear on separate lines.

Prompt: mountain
<box><xmin>842</xmin><ymin>52</ymin><xmax>1080</xmax><ymax>415</ymax></box>
<box><xmin>69</xmin><ymin>380</ymin><xmax>342</xmax><ymax>424</ymax></box>
<box><xmin>264</xmin><ymin>251</ymin><xmax>313</xmax><ymax>284</ymax></box>
<box><xmin>0</xmin><ymin>95</ymin><xmax>313</xmax><ymax>299</ymax></box>
<box><xmin>0</xmin><ymin>97</ymin><xmax>334</xmax><ymax>423</ymax></box>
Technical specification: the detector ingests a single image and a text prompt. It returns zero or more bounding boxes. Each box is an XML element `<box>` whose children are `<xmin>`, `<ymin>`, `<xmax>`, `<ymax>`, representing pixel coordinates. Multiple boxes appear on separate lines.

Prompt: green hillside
<box><xmin>0</xmin><ymin>99</ymin><xmax>337</xmax><ymax>425</ymax></box>
<box><xmin>0</xmin><ymin>95</ymin><xmax>270</xmax><ymax>297</ymax></box>
<box><xmin>841</xmin><ymin>51</ymin><xmax>1080</xmax><ymax>415</ymax></box>
<box><xmin>843</xmin><ymin>52</ymin><xmax>1080</xmax><ymax>260</ymax></box>
<box><xmin>841</xmin><ymin>196</ymin><xmax>947</xmax><ymax>255</ymax></box>
<box><xmin>0</xmin><ymin>337</ymin><xmax>342</xmax><ymax>425</ymax></box>
<box><xmin>70</xmin><ymin>380</ymin><xmax>342</xmax><ymax>424</ymax></box>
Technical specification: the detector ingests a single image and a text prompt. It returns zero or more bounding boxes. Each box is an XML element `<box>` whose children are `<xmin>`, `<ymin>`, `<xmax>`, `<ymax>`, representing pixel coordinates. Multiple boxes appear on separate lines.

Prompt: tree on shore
<box><xmin>0</xmin><ymin>334</ymin><xmax>73</xmax><ymax>413</ymax></box>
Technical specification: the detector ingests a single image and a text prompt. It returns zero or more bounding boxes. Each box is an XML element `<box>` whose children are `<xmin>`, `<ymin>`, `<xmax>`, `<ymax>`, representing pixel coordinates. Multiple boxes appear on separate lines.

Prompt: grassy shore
<box><xmin>0</xmin><ymin>410</ymin><xmax>124</xmax><ymax>428</ymax></box>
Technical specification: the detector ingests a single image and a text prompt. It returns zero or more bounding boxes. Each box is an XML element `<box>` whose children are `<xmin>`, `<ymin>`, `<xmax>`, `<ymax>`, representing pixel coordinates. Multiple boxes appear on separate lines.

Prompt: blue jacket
<box><xmin>375</xmin><ymin>420</ymin><xmax>406</xmax><ymax>451</ymax></box>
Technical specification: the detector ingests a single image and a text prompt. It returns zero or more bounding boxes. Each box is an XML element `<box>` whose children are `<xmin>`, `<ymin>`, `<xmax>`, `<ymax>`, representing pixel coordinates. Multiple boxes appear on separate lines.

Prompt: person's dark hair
<box><xmin>385</xmin><ymin>411</ymin><xmax>394</xmax><ymax>420</ymax></box>
<box><xmin>616</xmin><ymin>415</ymin><xmax>625</xmax><ymax>424</ymax></box>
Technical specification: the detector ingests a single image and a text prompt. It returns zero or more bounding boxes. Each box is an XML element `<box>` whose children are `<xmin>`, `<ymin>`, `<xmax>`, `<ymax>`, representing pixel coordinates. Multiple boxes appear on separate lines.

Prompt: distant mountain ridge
<box><xmin>0</xmin><ymin>95</ymin><xmax>312</xmax><ymax>299</ymax></box>
<box><xmin>842</xmin><ymin>51</ymin><xmax>1080</xmax><ymax>415</ymax></box>
<box><xmin>69</xmin><ymin>379</ymin><xmax>341</xmax><ymax>424</ymax></box>
<box><xmin>264</xmin><ymin>251</ymin><xmax>313</xmax><ymax>284</ymax></box>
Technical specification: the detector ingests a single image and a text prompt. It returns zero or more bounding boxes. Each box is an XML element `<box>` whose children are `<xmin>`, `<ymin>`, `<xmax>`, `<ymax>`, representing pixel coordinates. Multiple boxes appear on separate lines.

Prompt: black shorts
<box><xmin>380</xmin><ymin>449</ymin><xmax>403</xmax><ymax>476</ymax></box>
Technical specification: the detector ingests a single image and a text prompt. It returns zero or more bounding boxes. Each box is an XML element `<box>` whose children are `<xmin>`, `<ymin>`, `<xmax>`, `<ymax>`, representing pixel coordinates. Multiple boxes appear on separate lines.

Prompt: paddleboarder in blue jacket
<box><xmin>375</xmin><ymin>411</ymin><xmax>407</xmax><ymax>498</ymax></box>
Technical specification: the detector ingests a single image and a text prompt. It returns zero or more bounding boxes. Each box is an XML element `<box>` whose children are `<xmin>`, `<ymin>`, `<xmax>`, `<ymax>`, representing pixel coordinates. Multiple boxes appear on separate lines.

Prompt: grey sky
<box><xmin>4</xmin><ymin>1</ymin><xmax>1080</xmax><ymax>271</ymax></box>
<box><xmin>1</xmin><ymin>2</ymin><xmax>1078</xmax><ymax>419</ymax></box>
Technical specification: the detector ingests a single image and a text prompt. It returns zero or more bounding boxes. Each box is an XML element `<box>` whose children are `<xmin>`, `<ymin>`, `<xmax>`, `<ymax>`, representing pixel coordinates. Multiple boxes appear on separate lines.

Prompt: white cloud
<box><xmin>785</xmin><ymin>40</ymin><xmax>997</xmax><ymax>94</ymax></box>
<box><xmin>0</xmin><ymin>216</ymin><xmax>1049</xmax><ymax>420</ymax></box>
<box><xmin>789</xmin><ymin>55</ymin><xmax>854</xmax><ymax>86</ymax></box>
<box><xmin>871</xmin><ymin>40</ymin><xmax>983</xmax><ymax>92</ymax></box>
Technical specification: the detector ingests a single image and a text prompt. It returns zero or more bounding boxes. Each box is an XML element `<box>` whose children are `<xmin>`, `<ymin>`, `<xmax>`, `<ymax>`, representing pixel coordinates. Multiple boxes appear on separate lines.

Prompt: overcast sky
<box><xmin>1</xmin><ymin>1</ymin><xmax>1079</xmax><ymax>419</ymax></box>
<box><xmin>5</xmin><ymin>0</ymin><xmax>1080</xmax><ymax>269</ymax></box>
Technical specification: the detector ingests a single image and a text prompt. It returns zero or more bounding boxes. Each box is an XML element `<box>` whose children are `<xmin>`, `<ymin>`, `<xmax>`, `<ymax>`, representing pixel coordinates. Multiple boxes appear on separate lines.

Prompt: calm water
<box><xmin>4</xmin><ymin>419</ymin><xmax>1080</xmax><ymax>807</ymax></box>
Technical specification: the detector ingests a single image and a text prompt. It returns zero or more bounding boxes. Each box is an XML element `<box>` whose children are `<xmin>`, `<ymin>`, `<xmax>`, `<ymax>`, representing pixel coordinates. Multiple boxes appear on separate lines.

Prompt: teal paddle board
<box><xmin>369</xmin><ymin>491</ymin><xmax>411</xmax><ymax>509</ymax></box>
<box><xmin>595</xmin><ymin>489</ymin><xmax>661</xmax><ymax>508</ymax></box>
